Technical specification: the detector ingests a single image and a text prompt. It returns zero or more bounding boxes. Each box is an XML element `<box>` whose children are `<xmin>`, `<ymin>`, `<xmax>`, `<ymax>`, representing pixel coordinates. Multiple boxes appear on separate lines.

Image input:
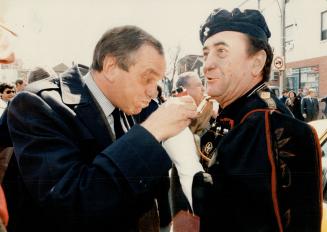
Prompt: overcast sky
<box><xmin>2</xmin><ymin>0</ymin><xmax>244</xmax><ymax>69</ymax></box>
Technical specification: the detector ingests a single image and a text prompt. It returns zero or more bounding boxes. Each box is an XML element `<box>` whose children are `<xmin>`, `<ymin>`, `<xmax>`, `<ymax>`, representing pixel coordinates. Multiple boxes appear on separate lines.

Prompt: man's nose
<box><xmin>203</xmin><ymin>53</ymin><xmax>216</xmax><ymax>75</ymax></box>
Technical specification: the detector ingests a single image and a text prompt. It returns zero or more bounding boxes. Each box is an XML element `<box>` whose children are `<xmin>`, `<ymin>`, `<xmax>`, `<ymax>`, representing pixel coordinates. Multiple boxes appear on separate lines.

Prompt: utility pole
<box><xmin>281</xmin><ymin>0</ymin><xmax>286</xmax><ymax>93</ymax></box>
<box><xmin>276</xmin><ymin>0</ymin><xmax>286</xmax><ymax>93</ymax></box>
<box><xmin>258</xmin><ymin>0</ymin><xmax>261</xmax><ymax>11</ymax></box>
<box><xmin>240</xmin><ymin>0</ymin><xmax>286</xmax><ymax>93</ymax></box>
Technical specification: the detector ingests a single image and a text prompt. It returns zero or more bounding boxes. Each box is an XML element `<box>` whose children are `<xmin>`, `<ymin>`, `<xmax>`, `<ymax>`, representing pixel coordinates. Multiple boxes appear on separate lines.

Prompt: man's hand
<box><xmin>303</xmin><ymin>113</ymin><xmax>307</xmax><ymax>119</ymax></box>
<box><xmin>141</xmin><ymin>96</ymin><xmax>197</xmax><ymax>142</ymax></box>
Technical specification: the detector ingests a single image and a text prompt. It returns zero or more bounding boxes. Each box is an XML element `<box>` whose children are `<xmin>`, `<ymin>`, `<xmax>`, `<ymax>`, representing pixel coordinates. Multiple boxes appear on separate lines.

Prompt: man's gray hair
<box><xmin>91</xmin><ymin>25</ymin><xmax>164</xmax><ymax>72</ymax></box>
<box><xmin>27</xmin><ymin>66</ymin><xmax>56</xmax><ymax>84</ymax></box>
<box><xmin>176</xmin><ymin>71</ymin><xmax>198</xmax><ymax>88</ymax></box>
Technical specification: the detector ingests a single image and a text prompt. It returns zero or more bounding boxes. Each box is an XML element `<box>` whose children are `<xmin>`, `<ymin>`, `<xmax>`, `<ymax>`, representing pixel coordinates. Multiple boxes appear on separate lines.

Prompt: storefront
<box><xmin>285</xmin><ymin>56</ymin><xmax>327</xmax><ymax>97</ymax></box>
<box><xmin>286</xmin><ymin>66</ymin><xmax>319</xmax><ymax>94</ymax></box>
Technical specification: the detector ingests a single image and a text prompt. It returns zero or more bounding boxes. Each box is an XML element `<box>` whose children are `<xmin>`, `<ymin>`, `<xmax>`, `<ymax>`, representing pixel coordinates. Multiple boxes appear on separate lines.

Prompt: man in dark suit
<box><xmin>279</xmin><ymin>89</ymin><xmax>288</xmax><ymax>104</ymax></box>
<box><xmin>301</xmin><ymin>88</ymin><xmax>319</xmax><ymax>122</ymax></box>
<box><xmin>3</xmin><ymin>25</ymin><xmax>197</xmax><ymax>232</ymax></box>
<box><xmin>321</xmin><ymin>96</ymin><xmax>327</xmax><ymax>118</ymax></box>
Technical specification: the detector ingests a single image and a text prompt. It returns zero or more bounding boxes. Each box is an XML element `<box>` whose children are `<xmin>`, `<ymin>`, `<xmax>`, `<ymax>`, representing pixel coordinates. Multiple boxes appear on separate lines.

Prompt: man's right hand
<box><xmin>303</xmin><ymin>113</ymin><xmax>307</xmax><ymax>118</ymax></box>
<box><xmin>141</xmin><ymin>96</ymin><xmax>197</xmax><ymax>142</ymax></box>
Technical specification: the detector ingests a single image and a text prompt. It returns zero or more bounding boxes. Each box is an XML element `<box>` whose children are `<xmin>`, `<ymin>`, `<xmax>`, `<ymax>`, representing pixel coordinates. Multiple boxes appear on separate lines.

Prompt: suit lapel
<box><xmin>74</xmin><ymin>102</ymin><xmax>114</xmax><ymax>150</ymax></box>
<box><xmin>60</xmin><ymin>65</ymin><xmax>114</xmax><ymax>151</ymax></box>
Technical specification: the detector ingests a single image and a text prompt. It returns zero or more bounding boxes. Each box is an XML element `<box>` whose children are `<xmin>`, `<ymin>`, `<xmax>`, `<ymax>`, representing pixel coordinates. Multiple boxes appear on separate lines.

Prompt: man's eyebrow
<box><xmin>203</xmin><ymin>41</ymin><xmax>229</xmax><ymax>51</ymax></box>
<box><xmin>143</xmin><ymin>68</ymin><xmax>160</xmax><ymax>77</ymax></box>
<box><xmin>142</xmin><ymin>68</ymin><xmax>161</xmax><ymax>79</ymax></box>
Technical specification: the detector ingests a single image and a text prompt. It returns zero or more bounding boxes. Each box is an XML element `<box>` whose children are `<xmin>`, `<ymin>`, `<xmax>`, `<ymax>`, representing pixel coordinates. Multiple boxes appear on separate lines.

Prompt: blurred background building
<box><xmin>238</xmin><ymin>0</ymin><xmax>327</xmax><ymax>98</ymax></box>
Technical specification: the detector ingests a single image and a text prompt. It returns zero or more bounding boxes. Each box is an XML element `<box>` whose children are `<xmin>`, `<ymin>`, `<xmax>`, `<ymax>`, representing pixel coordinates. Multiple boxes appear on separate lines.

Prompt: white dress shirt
<box><xmin>84</xmin><ymin>72</ymin><xmax>115</xmax><ymax>132</ymax></box>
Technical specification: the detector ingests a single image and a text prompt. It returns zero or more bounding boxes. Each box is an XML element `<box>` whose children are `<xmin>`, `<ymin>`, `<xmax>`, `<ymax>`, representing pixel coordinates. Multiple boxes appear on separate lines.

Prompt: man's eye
<box><xmin>143</xmin><ymin>75</ymin><xmax>154</xmax><ymax>84</ymax></box>
<box><xmin>217</xmin><ymin>48</ymin><xmax>226</xmax><ymax>53</ymax></box>
<box><xmin>217</xmin><ymin>48</ymin><xmax>227</xmax><ymax>57</ymax></box>
<box><xmin>146</xmin><ymin>78</ymin><xmax>153</xmax><ymax>84</ymax></box>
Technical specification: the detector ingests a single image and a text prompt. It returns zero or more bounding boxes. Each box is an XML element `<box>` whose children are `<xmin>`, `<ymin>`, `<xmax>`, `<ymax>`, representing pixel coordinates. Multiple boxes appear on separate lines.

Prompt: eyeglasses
<box><xmin>4</xmin><ymin>90</ymin><xmax>15</xmax><ymax>94</ymax></box>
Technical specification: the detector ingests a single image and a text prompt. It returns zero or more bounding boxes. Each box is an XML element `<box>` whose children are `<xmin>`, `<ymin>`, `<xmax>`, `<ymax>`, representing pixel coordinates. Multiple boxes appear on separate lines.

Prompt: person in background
<box><xmin>156</xmin><ymin>85</ymin><xmax>166</xmax><ymax>104</ymax></box>
<box><xmin>321</xmin><ymin>96</ymin><xmax>327</xmax><ymax>119</ymax></box>
<box><xmin>301</xmin><ymin>88</ymin><xmax>319</xmax><ymax>122</ymax></box>
<box><xmin>302</xmin><ymin>87</ymin><xmax>309</xmax><ymax>97</ymax></box>
<box><xmin>298</xmin><ymin>88</ymin><xmax>305</xmax><ymax>98</ymax></box>
<box><xmin>0</xmin><ymin>85</ymin><xmax>7</xmax><ymax>117</ymax></box>
<box><xmin>27</xmin><ymin>66</ymin><xmax>56</xmax><ymax>84</ymax></box>
<box><xmin>14</xmin><ymin>79</ymin><xmax>27</xmax><ymax>93</ymax></box>
<box><xmin>4</xmin><ymin>25</ymin><xmax>197</xmax><ymax>232</ymax></box>
<box><xmin>285</xmin><ymin>90</ymin><xmax>304</xmax><ymax>120</ymax></box>
<box><xmin>175</xmin><ymin>72</ymin><xmax>215</xmax><ymax>135</ymax></box>
<box><xmin>0</xmin><ymin>83</ymin><xmax>15</xmax><ymax>117</ymax></box>
<box><xmin>175</xmin><ymin>72</ymin><xmax>205</xmax><ymax>106</ymax></box>
<box><xmin>279</xmin><ymin>89</ymin><xmax>288</xmax><ymax>104</ymax></box>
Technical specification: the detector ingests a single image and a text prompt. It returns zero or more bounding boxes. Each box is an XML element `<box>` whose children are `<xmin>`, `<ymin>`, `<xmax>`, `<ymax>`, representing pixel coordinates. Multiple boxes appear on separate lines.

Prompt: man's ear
<box><xmin>251</xmin><ymin>50</ymin><xmax>266</xmax><ymax>77</ymax></box>
<box><xmin>102</xmin><ymin>55</ymin><xmax>117</xmax><ymax>81</ymax></box>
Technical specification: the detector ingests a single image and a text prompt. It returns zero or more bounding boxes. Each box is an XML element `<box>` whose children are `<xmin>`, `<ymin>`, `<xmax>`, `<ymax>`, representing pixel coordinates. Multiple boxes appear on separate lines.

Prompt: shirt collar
<box><xmin>84</xmin><ymin>71</ymin><xmax>115</xmax><ymax>117</ymax></box>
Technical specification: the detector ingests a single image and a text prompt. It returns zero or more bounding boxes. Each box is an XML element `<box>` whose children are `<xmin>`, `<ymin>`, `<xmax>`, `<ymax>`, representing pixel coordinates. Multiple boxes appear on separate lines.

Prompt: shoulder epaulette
<box><xmin>257</xmin><ymin>89</ymin><xmax>277</xmax><ymax>110</ymax></box>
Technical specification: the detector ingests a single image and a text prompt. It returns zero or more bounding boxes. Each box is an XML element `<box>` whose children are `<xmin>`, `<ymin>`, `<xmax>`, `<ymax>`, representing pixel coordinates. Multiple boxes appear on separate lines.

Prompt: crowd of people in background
<box><xmin>0</xmin><ymin>66</ymin><xmax>55</xmax><ymax>117</ymax></box>
<box><xmin>279</xmin><ymin>87</ymin><xmax>327</xmax><ymax>121</ymax></box>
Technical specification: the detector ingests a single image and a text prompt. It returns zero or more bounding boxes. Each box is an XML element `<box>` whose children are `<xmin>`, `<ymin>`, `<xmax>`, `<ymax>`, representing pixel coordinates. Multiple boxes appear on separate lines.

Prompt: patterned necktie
<box><xmin>112</xmin><ymin>108</ymin><xmax>124</xmax><ymax>139</ymax></box>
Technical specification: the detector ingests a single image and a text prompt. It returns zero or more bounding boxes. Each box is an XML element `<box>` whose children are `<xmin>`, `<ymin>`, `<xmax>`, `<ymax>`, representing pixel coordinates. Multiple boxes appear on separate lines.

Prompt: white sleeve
<box><xmin>163</xmin><ymin>127</ymin><xmax>204</xmax><ymax>210</ymax></box>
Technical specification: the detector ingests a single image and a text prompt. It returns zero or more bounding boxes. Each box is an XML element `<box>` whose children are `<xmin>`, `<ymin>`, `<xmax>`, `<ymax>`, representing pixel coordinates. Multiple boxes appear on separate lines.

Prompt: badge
<box><xmin>259</xmin><ymin>91</ymin><xmax>271</xmax><ymax>99</ymax></box>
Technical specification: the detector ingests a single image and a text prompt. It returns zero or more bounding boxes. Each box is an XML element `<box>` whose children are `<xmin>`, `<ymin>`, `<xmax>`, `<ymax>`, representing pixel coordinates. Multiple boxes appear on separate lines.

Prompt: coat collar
<box><xmin>26</xmin><ymin>64</ymin><xmax>90</xmax><ymax>105</ymax></box>
<box><xmin>27</xmin><ymin>65</ymin><xmax>114</xmax><ymax>151</ymax></box>
<box><xmin>60</xmin><ymin>64</ymin><xmax>90</xmax><ymax>105</ymax></box>
<box><xmin>60</xmin><ymin>64</ymin><xmax>115</xmax><ymax>150</ymax></box>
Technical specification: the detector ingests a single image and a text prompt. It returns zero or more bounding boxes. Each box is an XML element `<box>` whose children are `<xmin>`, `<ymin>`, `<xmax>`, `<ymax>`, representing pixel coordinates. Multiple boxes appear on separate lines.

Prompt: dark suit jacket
<box><xmin>3</xmin><ymin>65</ymin><xmax>171</xmax><ymax>232</ymax></box>
<box><xmin>321</xmin><ymin>96</ymin><xmax>327</xmax><ymax>115</ymax></box>
<box><xmin>301</xmin><ymin>96</ymin><xmax>319</xmax><ymax>121</ymax></box>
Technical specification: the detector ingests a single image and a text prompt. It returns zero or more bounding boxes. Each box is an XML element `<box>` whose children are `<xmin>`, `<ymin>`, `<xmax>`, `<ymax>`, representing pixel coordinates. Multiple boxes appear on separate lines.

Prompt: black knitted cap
<box><xmin>200</xmin><ymin>8</ymin><xmax>271</xmax><ymax>44</ymax></box>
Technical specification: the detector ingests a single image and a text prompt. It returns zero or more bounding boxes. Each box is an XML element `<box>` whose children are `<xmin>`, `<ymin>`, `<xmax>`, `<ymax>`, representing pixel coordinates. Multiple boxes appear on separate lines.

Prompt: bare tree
<box><xmin>163</xmin><ymin>45</ymin><xmax>181</xmax><ymax>95</ymax></box>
